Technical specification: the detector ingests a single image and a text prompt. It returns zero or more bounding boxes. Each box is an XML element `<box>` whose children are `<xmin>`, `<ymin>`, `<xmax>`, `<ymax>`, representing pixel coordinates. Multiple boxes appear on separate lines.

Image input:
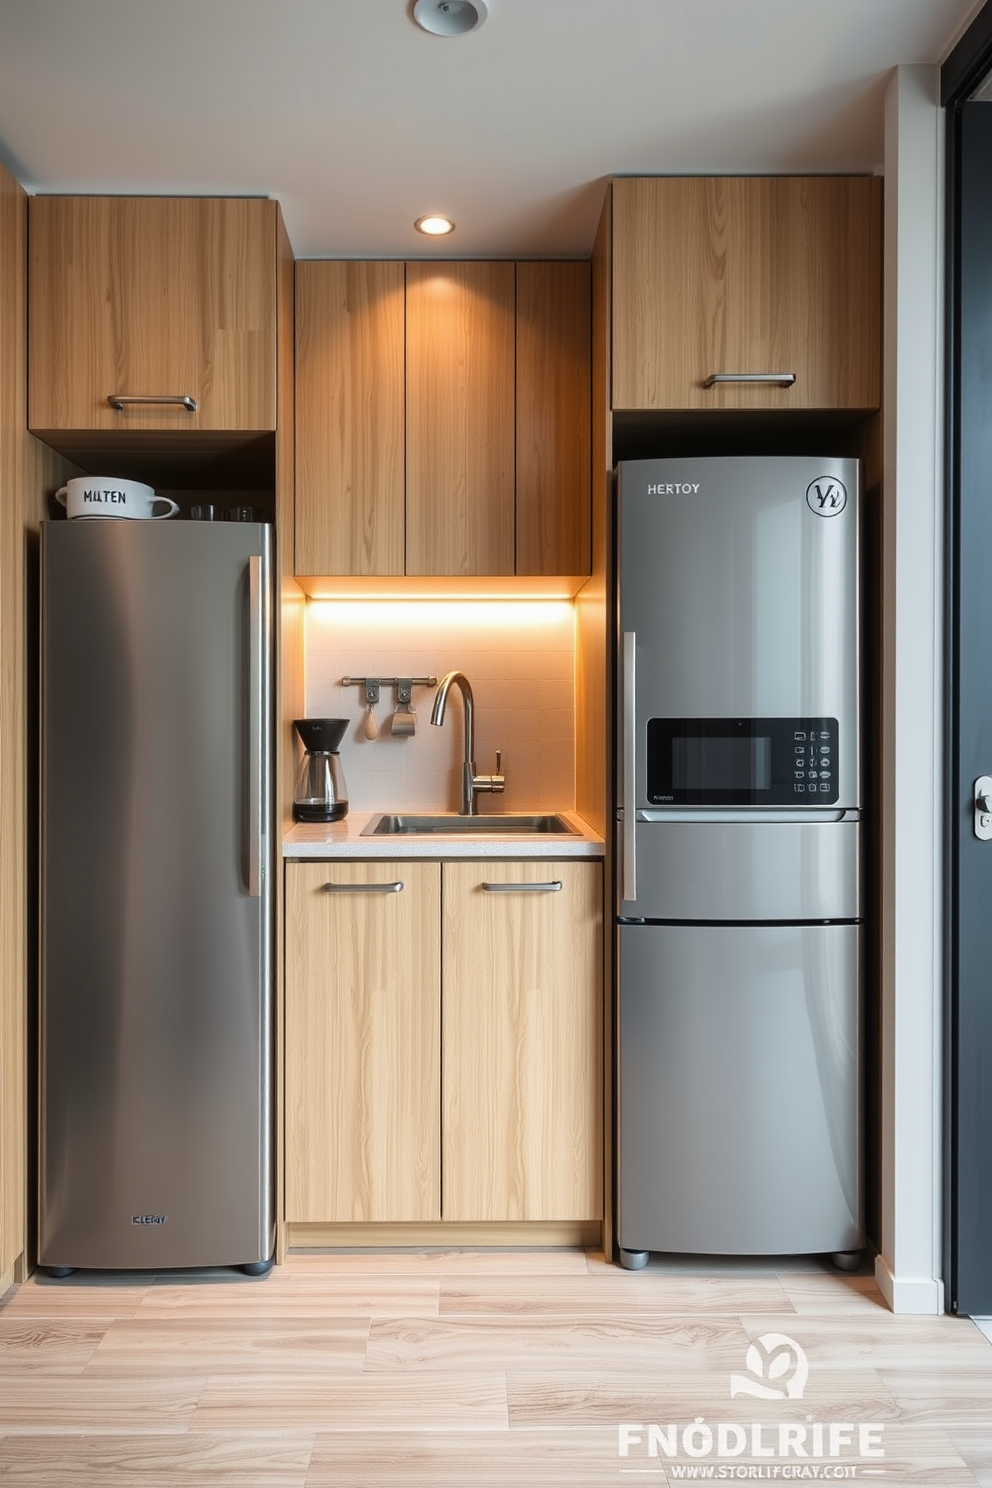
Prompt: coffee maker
<box><xmin>292</xmin><ymin>718</ymin><xmax>349</xmax><ymax>822</ymax></box>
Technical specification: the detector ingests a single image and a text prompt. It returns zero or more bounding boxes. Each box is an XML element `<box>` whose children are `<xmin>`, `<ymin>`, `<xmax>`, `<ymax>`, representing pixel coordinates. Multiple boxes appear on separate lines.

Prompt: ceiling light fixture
<box><xmin>412</xmin><ymin>0</ymin><xmax>488</xmax><ymax>38</ymax></box>
<box><xmin>415</xmin><ymin>214</ymin><xmax>456</xmax><ymax>236</ymax></box>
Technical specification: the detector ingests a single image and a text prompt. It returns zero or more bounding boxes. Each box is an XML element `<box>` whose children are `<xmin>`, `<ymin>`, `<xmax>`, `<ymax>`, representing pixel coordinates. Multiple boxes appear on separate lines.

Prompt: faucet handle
<box><xmin>489</xmin><ymin>749</ymin><xmax>505</xmax><ymax>795</ymax></box>
<box><xmin>472</xmin><ymin>750</ymin><xmax>505</xmax><ymax>797</ymax></box>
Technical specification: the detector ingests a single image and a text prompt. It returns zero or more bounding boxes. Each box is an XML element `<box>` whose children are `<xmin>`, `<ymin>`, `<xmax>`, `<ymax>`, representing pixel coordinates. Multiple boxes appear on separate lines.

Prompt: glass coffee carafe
<box><xmin>292</xmin><ymin>718</ymin><xmax>349</xmax><ymax>822</ymax></box>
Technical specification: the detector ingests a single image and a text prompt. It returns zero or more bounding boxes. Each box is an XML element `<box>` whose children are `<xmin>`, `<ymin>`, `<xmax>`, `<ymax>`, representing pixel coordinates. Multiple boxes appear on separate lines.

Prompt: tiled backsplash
<box><xmin>304</xmin><ymin>601</ymin><xmax>576</xmax><ymax>813</ymax></box>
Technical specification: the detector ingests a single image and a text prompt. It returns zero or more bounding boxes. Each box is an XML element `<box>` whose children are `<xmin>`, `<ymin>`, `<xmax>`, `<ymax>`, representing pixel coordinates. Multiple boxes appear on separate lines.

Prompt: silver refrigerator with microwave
<box><xmin>615</xmin><ymin>456</ymin><xmax>863</xmax><ymax>1268</ymax></box>
<box><xmin>39</xmin><ymin>519</ymin><xmax>275</xmax><ymax>1274</ymax></box>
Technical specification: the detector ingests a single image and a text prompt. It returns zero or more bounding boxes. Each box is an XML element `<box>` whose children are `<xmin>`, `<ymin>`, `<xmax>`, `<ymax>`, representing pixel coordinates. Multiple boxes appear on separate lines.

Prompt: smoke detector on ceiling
<box><xmin>412</xmin><ymin>0</ymin><xmax>488</xmax><ymax>37</ymax></box>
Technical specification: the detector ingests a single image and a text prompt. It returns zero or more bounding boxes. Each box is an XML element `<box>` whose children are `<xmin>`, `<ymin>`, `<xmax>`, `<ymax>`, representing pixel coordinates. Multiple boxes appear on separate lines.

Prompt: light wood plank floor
<box><xmin>1</xmin><ymin>1250</ymin><xmax>990</xmax><ymax>1486</ymax></box>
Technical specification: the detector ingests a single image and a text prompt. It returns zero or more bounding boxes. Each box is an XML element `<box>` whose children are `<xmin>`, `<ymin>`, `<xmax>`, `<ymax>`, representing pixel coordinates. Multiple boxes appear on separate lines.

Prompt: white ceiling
<box><xmin>0</xmin><ymin>0</ymin><xmax>981</xmax><ymax>259</ymax></box>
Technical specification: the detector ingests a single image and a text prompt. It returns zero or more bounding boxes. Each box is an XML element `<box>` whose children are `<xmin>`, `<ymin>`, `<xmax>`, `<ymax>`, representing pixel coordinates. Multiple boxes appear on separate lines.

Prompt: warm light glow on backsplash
<box><xmin>307</xmin><ymin>600</ymin><xmax>574</xmax><ymax>631</ymax></box>
<box><xmin>303</xmin><ymin>599</ymin><xmax>577</xmax><ymax>814</ymax></box>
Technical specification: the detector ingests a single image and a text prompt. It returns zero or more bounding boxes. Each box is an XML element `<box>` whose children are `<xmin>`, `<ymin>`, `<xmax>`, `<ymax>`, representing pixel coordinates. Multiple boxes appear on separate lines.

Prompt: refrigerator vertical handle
<box><xmin>622</xmin><ymin>630</ymin><xmax>637</xmax><ymax>903</ymax></box>
<box><xmin>248</xmin><ymin>556</ymin><xmax>263</xmax><ymax>898</ymax></box>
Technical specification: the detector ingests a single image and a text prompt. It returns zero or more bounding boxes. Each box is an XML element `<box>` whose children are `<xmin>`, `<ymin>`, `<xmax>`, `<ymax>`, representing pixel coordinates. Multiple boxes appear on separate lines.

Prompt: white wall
<box><xmin>876</xmin><ymin>62</ymin><xmax>944</xmax><ymax>1314</ymax></box>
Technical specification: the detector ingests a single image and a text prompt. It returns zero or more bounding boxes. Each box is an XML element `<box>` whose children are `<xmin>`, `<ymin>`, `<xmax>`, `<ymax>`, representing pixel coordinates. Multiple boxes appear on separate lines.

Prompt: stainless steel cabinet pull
<box><xmin>322</xmin><ymin>881</ymin><xmax>404</xmax><ymax>894</ymax></box>
<box><xmin>622</xmin><ymin>630</ymin><xmax>637</xmax><ymax>903</ymax></box>
<box><xmin>703</xmin><ymin>372</ymin><xmax>796</xmax><ymax>388</ymax></box>
<box><xmin>107</xmin><ymin>393</ymin><xmax>199</xmax><ymax>412</ymax></box>
<box><xmin>481</xmin><ymin>880</ymin><xmax>562</xmax><ymax>893</ymax></box>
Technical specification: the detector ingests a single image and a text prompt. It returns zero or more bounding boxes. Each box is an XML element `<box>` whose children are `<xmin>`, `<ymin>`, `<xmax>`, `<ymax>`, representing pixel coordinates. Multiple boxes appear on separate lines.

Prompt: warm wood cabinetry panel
<box><xmin>611</xmin><ymin>176</ymin><xmax>882</xmax><ymax>412</ymax></box>
<box><xmin>516</xmin><ymin>261</ymin><xmax>591</xmax><ymax>575</ymax></box>
<box><xmin>406</xmin><ymin>261</ymin><xmax>516</xmax><ymax>576</ymax></box>
<box><xmin>293</xmin><ymin>259</ymin><xmax>592</xmax><ymax>583</ymax></box>
<box><xmin>29</xmin><ymin>196</ymin><xmax>278</xmax><ymax>435</ymax></box>
<box><xmin>284</xmin><ymin>860</ymin><xmax>441</xmax><ymax>1223</ymax></box>
<box><xmin>441</xmin><ymin>860</ymin><xmax>603</xmax><ymax>1222</ymax></box>
<box><xmin>295</xmin><ymin>261</ymin><xmax>405</xmax><ymax>576</ymax></box>
<box><xmin>283</xmin><ymin>856</ymin><xmax>603</xmax><ymax>1229</ymax></box>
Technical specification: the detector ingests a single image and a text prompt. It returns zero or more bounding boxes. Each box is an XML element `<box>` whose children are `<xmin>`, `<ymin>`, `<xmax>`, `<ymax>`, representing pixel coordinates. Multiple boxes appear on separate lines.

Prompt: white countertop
<box><xmin>283</xmin><ymin>809</ymin><xmax>604</xmax><ymax>859</ymax></box>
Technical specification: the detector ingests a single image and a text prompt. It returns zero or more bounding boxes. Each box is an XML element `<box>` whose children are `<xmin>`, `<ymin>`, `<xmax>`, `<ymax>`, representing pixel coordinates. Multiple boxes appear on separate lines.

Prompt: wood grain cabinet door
<box><xmin>295</xmin><ymin>261</ymin><xmax>405</xmax><ymax>577</ymax></box>
<box><xmin>611</xmin><ymin>176</ymin><xmax>882</xmax><ymax>412</ymax></box>
<box><xmin>516</xmin><ymin>262</ymin><xmax>592</xmax><ymax>577</ymax></box>
<box><xmin>284</xmin><ymin>860</ymin><xmax>441</xmax><ymax>1223</ymax></box>
<box><xmin>28</xmin><ymin>196</ymin><xmax>277</xmax><ymax>433</ymax></box>
<box><xmin>441</xmin><ymin>860</ymin><xmax>603</xmax><ymax>1222</ymax></box>
<box><xmin>405</xmin><ymin>261</ymin><xmax>515</xmax><ymax>576</ymax></box>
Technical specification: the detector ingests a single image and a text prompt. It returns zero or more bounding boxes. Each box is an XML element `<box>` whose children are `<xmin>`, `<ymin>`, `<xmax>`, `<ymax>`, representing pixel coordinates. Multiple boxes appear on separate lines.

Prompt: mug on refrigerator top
<box><xmin>55</xmin><ymin>477</ymin><xmax>180</xmax><ymax>521</ymax></box>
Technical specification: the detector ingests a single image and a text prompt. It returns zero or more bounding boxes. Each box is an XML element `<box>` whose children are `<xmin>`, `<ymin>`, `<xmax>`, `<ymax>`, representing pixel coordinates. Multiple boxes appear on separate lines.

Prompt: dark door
<box><xmin>944</xmin><ymin>12</ymin><xmax>992</xmax><ymax>1314</ymax></box>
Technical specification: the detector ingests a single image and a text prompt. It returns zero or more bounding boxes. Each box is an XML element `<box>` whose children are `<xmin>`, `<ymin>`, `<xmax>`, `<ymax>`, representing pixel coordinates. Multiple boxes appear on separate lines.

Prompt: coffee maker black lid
<box><xmin>293</xmin><ymin>717</ymin><xmax>348</xmax><ymax>754</ymax></box>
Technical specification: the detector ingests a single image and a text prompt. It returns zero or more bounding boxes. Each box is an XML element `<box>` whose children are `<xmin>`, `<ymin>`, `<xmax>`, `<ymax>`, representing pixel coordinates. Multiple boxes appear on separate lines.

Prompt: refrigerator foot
<box><xmin>43</xmin><ymin>1266</ymin><xmax>75</xmax><ymax>1278</ymax></box>
<box><xmin>619</xmin><ymin>1248</ymin><xmax>650</xmax><ymax>1271</ymax></box>
<box><xmin>239</xmin><ymin>1256</ymin><xmax>275</xmax><ymax>1278</ymax></box>
<box><xmin>830</xmin><ymin>1249</ymin><xmax>862</xmax><ymax>1272</ymax></box>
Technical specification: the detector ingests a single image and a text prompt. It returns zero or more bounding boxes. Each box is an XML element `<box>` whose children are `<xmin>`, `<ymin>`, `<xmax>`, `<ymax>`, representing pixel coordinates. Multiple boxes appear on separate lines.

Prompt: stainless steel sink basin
<box><xmin>361</xmin><ymin>812</ymin><xmax>578</xmax><ymax>837</ymax></box>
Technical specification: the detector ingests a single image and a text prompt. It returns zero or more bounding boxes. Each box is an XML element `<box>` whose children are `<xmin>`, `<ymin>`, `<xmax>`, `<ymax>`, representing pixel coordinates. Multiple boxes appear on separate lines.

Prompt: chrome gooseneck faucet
<box><xmin>430</xmin><ymin>670</ymin><xmax>505</xmax><ymax>815</ymax></box>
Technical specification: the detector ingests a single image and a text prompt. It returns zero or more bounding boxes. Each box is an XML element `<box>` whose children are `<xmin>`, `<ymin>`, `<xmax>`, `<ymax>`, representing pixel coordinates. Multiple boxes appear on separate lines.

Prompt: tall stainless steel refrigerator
<box><xmin>615</xmin><ymin>456</ymin><xmax>864</xmax><ymax>1269</ymax></box>
<box><xmin>39</xmin><ymin>519</ymin><xmax>275</xmax><ymax>1274</ymax></box>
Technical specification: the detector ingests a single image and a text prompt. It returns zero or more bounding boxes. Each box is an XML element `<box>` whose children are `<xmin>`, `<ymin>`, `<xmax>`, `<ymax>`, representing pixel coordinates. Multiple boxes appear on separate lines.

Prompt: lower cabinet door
<box><xmin>441</xmin><ymin>860</ymin><xmax>603</xmax><ymax>1222</ymax></box>
<box><xmin>285</xmin><ymin>860</ymin><xmax>441</xmax><ymax>1222</ymax></box>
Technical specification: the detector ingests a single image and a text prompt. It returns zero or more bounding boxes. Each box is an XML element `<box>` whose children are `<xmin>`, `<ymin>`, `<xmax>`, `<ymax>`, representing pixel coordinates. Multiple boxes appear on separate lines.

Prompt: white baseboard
<box><xmin>874</xmin><ymin>1253</ymin><xmax>944</xmax><ymax>1314</ymax></box>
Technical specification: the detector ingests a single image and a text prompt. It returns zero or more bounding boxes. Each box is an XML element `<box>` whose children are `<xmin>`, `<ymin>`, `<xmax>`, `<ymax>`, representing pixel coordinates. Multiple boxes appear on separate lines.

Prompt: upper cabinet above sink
<box><xmin>294</xmin><ymin>259</ymin><xmax>591</xmax><ymax>588</ymax></box>
<box><xmin>28</xmin><ymin>197</ymin><xmax>282</xmax><ymax>451</ymax></box>
<box><xmin>610</xmin><ymin>176</ymin><xmax>882</xmax><ymax>413</ymax></box>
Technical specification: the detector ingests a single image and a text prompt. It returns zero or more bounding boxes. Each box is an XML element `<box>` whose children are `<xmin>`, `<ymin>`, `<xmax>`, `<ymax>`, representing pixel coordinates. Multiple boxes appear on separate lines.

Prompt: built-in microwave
<box><xmin>646</xmin><ymin>717</ymin><xmax>840</xmax><ymax>807</ymax></box>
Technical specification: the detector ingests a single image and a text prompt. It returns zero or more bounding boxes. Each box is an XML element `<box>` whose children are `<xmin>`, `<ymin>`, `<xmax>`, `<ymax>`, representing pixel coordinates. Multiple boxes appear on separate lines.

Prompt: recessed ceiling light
<box><xmin>415</xmin><ymin>215</ymin><xmax>456</xmax><ymax>236</ymax></box>
<box><xmin>412</xmin><ymin>0</ymin><xmax>488</xmax><ymax>38</ymax></box>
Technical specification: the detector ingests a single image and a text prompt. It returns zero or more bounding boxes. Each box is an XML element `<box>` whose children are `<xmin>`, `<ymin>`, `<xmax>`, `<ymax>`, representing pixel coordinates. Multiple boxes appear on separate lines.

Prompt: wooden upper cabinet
<box><xmin>516</xmin><ymin>261</ymin><xmax>591</xmax><ymax>576</ymax></box>
<box><xmin>611</xmin><ymin>176</ymin><xmax>882</xmax><ymax>412</ymax></box>
<box><xmin>28</xmin><ymin>196</ymin><xmax>278</xmax><ymax>434</ymax></box>
<box><xmin>295</xmin><ymin>261</ymin><xmax>405</xmax><ymax>576</ymax></box>
<box><xmin>406</xmin><ymin>261</ymin><xmax>516</xmax><ymax>576</ymax></box>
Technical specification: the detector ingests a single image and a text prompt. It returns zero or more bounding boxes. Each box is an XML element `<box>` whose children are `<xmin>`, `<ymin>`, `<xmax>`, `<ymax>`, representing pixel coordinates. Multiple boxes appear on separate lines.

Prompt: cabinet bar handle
<box><xmin>321</xmin><ymin>881</ymin><xmax>404</xmax><ymax>894</ymax></box>
<box><xmin>107</xmin><ymin>393</ymin><xmax>199</xmax><ymax>412</ymax></box>
<box><xmin>481</xmin><ymin>880</ymin><xmax>563</xmax><ymax>893</ymax></box>
<box><xmin>702</xmin><ymin>373</ymin><xmax>796</xmax><ymax>388</ymax></box>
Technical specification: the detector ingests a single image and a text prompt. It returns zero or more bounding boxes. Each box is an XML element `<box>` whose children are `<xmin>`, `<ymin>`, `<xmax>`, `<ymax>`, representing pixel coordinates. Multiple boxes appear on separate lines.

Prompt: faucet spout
<box><xmin>431</xmin><ymin>671</ymin><xmax>476</xmax><ymax>814</ymax></box>
<box><xmin>431</xmin><ymin>670</ymin><xmax>505</xmax><ymax>816</ymax></box>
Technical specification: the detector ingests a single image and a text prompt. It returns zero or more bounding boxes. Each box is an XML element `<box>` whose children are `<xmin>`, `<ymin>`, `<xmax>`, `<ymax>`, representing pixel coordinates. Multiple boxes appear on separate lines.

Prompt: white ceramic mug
<box><xmin>55</xmin><ymin>477</ymin><xmax>179</xmax><ymax>521</ymax></box>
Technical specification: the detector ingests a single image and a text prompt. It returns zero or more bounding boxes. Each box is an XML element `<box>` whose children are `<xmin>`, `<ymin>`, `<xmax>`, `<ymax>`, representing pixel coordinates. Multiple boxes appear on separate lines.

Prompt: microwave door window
<box><xmin>671</xmin><ymin>735</ymin><xmax>772</xmax><ymax>794</ymax></box>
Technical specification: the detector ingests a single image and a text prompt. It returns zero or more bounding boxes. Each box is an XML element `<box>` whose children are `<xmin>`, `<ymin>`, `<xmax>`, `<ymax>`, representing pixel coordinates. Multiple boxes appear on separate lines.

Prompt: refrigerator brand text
<box><xmin>646</xmin><ymin>482</ymin><xmax>701</xmax><ymax>494</ymax></box>
<box><xmin>131</xmin><ymin>1214</ymin><xmax>167</xmax><ymax>1225</ymax></box>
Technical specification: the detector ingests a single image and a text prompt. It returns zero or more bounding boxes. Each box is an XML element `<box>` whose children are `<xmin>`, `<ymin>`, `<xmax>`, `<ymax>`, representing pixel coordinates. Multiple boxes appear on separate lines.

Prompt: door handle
<box><xmin>621</xmin><ymin>630</ymin><xmax>636</xmax><ymax>902</ymax></box>
<box><xmin>247</xmin><ymin>555</ymin><xmax>263</xmax><ymax>898</ymax></box>
<box><xmin>975</xmin><ymin>776</ymin><xmax>992</xmax><ymax>839</ymax></box>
